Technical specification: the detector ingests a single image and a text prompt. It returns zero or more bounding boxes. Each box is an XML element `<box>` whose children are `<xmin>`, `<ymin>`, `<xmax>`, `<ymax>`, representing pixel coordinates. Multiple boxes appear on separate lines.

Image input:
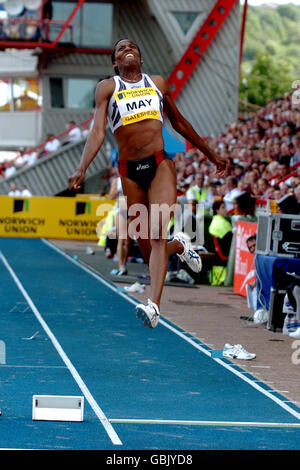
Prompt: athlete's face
<box><xmin>113</xmin><ymin>40</ymin><xmax>142</xmax><ymax>71</ymax></box>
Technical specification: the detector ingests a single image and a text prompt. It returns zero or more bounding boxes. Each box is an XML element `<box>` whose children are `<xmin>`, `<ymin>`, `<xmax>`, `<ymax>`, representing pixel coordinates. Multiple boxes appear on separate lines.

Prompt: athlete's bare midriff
<box><xmin>114</xmin><ymin>119</ymin><xmax>164</xmax><ymax>161</ymax></box>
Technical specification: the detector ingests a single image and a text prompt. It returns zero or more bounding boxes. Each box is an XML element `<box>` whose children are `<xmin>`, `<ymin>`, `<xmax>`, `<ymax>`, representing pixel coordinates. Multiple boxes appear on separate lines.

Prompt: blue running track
<box><xmin>0</xmin><ymin>238</ymin><xmax>300</xmax><ymax>450</ymax></box>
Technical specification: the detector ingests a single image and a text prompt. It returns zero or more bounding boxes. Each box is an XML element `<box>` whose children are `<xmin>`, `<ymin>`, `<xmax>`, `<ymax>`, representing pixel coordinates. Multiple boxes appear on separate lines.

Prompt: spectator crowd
<box><xmin>172</xmin><ymin>91</ymin><xmax>300</xmax><ymax>214</ymax></box>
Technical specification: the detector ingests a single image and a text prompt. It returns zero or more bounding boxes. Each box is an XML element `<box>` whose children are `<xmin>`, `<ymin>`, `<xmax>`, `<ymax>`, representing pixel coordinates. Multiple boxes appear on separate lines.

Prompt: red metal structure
<box><xmin>167</xmin><ymin>0</ymin><xmax>239</xmax><ymax>100</ymax></box>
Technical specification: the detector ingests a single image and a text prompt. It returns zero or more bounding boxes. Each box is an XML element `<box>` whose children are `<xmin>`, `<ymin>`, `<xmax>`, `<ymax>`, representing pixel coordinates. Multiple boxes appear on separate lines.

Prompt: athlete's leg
<box><xmin>120</xmin><ymin>175</ymin><xmax>152</xmax><ymax>264</ymax></box>
<box><xmin>147</xmin><ymin>159</ymin><xmax>179</xmax><ymax>308</ymax></box>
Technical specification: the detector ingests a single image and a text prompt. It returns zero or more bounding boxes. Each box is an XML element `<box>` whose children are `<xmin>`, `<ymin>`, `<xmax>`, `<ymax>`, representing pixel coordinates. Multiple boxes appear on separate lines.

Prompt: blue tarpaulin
<box><xmin>162</xmin><ymin>126</ymin><xmax>185</xmax><ymax>156</ymax></box>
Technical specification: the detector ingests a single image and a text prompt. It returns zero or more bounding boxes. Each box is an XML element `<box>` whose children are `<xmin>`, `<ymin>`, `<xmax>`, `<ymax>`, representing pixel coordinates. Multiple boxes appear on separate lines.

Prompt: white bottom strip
<box><xmin>109</xmin><ymin>418</ymin><xmax>300</xmax><ymax>428</ymax></box>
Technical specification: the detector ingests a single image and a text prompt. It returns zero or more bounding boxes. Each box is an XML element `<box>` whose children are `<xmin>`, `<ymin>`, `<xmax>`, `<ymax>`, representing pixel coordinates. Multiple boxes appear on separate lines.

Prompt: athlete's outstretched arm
<box><xmin>155</xmin><ymin>76</ymin><xmax>227</xmax><ymax>177</ymax></box>
<box><xmin>68</xmin><ymin>79</ymin><xmax>114</xmax><ymax>191</ymax></box>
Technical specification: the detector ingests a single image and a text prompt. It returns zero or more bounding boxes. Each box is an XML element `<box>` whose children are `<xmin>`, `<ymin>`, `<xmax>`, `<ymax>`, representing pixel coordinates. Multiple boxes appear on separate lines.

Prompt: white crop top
<box><xmin>107</xmin><ymin>73</ymin><xmax>164</xmax><ymax>133</ymax></box>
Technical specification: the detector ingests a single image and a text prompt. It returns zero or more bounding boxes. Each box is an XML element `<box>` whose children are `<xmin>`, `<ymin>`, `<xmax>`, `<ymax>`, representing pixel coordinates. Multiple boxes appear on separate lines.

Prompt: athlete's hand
<box><xmin>68</xmin><ymin>168</ymin><xmax>85</xmax><ymax>191</ymax></box>
<box><xmin>215</xmin><ymin>158</ymin><xmax>228</xmax><ymax>178</ymax></box>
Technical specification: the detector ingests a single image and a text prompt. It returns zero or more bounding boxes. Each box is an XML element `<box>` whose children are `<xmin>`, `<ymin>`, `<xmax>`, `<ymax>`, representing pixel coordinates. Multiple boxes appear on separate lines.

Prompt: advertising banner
<box><xmin>234</xmin><ymin>220</ymin><xmax>257</xmax><ymax>297</ymax></box>
<box><xmin>0</xmin><ymin>196</ymin><xmax>115</xmax><ymax>240</ymax></box>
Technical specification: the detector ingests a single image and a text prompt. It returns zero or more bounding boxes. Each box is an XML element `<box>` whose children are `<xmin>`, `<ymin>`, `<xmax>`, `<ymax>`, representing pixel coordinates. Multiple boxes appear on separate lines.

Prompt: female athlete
<box><xmin>68</xmin><ymin>39</ymin><xmax>227</xmax><ymax>329</ymax></box>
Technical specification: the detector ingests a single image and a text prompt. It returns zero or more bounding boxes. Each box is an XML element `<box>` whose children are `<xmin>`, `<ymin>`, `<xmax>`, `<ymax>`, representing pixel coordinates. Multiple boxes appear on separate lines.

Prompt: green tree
<box><xmin>277</xmin><ymin>4</ymin><xmax>300</xmax><ymax>22</ymax></box>
<box><xmin>240</xmin><ymin>51</ymin><xmax>294</xmax><ymax>106</ymax></box>
<box><xmin>242</xmin><ymin>5</ymin><xmax>300</xmax><ymax>77</ymax></box>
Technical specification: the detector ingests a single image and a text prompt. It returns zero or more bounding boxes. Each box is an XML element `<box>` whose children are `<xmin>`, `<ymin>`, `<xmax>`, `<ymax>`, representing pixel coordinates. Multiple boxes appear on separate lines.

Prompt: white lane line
<box><xmin>109</xmin><ymin>418</ymin><xmax>300</xmax><ymax>428</ymax></box>
<box><xmin>42</xmin><ymin>239</ymin><xmax>300</xmax><ymax>422</ymax></box>
<box><xmin>0</xmin><ymin>251</ymin><xmax>122</xmax><ymax>447</ymax></box>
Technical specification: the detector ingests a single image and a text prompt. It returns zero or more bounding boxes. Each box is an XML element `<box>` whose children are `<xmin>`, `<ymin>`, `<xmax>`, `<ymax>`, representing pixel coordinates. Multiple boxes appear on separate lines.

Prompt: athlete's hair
<box><xmin>111</xmin><ymin>38</ymin><xmax>142</xmax><ymax>75</ymax></box>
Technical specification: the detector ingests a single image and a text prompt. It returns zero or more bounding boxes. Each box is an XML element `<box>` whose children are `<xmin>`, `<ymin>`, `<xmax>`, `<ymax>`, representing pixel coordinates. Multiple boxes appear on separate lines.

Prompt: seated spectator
<box><xmin>265</xmin><ymin>161</ymin><xmax>280</xmax><ymax>185</ymax></box>
<box><xmin>281</xmin><ymin>122</ymin><xmax>295</xmax><ymax>144</ymax></box>
<box><xmin>273</xmin><ymin>187</ymin><xmax>282</xmax><ymax>201</ymax></box>
<box><xmin>244</xmin><ymin>168</ymin><xmax>259</xmax><ymax>187</ymax></box>
<box><xmin>208</xmin><ymin>181</ymin><xmax>222</xmax><ymax>200</ymax></box>
<box><xmin>278</xmin><ymin>142</ymin><xmax>294</xmax><ymax>167</ymax></box>
<box><xmin>62</xmin><ymin>121</ymin><xmax>82</xmax><ymax>146</ymax></box>
<box><xmin>185</xmin><ymin>172</ymin><xmax>214</xmax><ymax>213</ymax></box>
<box><xmin>266</xmin><ymin>186</ymin><xmax>275</xmax><ymax>200</ymax></box>
<box><xmin>249</xmin><ymin>181</ymin><xmax>260</xmax><ymax>197</ymax></box>
<box><xmin>8</xmin><ymin>183</ymin><xmax>20</xmax><ymax>196</ymax></box>
<box><xmin>20</xmin><ymin>148</ymin><xmax>38</xmax><ymax>167</ymax></box>
<box><xmin>43</xmin><ymin>133</ymin><xmax>61</xmax><ymax>155</ymax></box>
<box><xmin>237</xmin><ymin>179</ymin><xmax>249</xmax><ymax>194</ymax></box>
<box><xmin>280</xmin><ymin>182</ymin><xmax>291</xmax><ymax>196</ymax></box>
<box><xmin>276</xmin><ymin>162</ymin><xmax>294</xmax><ymax>187</ymax></box>
<box><xmin>223</xmin><ymin>176</ymin><xmax>242</xmax><ymax>213</ymax></box>
<box><xmin>4</xmin><ymin>160</ymin><xmax>17</xmax><ymax>179</ymax></box>
<box><xmin>257</xmin><ymin>178</ymin><xmax>271</xmax><ymax>200</ymax></box>
<box><xmin>233</xmin><ymin>164</ymin><xmax>246</xmax><ymax>181</ymax></box>
<box><xmin>182</xmin><ymin>162</ymin><xmax>196</xmax><ymax>186</ymax></box>
<box><xmin>258</xmin><ymin>161</ymin><xmax>268</xmax><ymax>176</ymax></box>
<box><xmin>290</xmin><ymin>136</ymin><xmax>300</xmax><ymax>166</ymax></box>
<box><xmin>20</xmin><ymin>184</ymin><xmax>32</xmax><ymax>197</ymax></box>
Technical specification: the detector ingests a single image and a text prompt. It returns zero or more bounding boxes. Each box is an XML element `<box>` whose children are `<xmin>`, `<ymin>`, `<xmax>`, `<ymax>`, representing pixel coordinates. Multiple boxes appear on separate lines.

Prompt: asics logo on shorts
<box><xmin>136</xmin><ymin>163</ymin><xmax>150</xmax><ymax>171</ymax></box>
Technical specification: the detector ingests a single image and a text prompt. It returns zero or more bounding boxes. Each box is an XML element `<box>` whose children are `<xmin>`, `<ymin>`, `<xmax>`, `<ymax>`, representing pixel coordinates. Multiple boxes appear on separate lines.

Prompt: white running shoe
<box><xmin>124</xmin><ymin>282</ymin><xmax>145</xmax><ymax>293</ymax></box>
<box><xmin>289</xmin><ymin>327</ymin><xmax>300</xmax><ymax>339</ymax></box>
<box><xmin>223</xmin><ymin>344</ymin><xmax>256</xmax><ymax>360</ymax></box>
<box><xmin>135</xmin><ymin>299</ymin><xmax>160</xmax><ymax>328</ymax></box>
<box><xmin>174</xmin><ymin>232</ymin><xmax>202</xmax><ymax>273</ymax></box>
